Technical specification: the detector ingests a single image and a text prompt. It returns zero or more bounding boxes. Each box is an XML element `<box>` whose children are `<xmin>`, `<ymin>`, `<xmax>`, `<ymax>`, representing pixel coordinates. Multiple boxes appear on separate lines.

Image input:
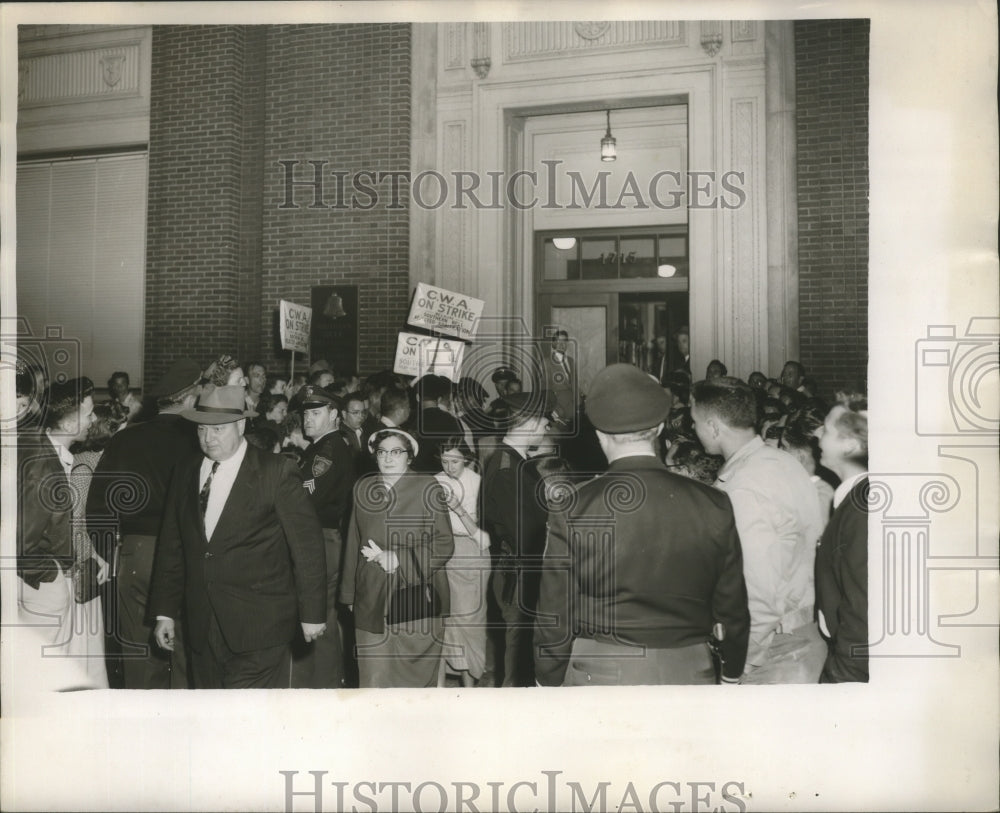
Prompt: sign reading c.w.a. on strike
<box><xmin>393</xmin><ymin>332</ymin><xmax>465</xmax><ymax>382</ymax></box>
<box><xmin>406</xmin><ymin>283</ymin><xmax>485</xmax><ymax>341</ymax></box>
<box><xmin>279</xmin><ymin>299</ymin><xmax>311</xmax><ymax>353</ymax></box>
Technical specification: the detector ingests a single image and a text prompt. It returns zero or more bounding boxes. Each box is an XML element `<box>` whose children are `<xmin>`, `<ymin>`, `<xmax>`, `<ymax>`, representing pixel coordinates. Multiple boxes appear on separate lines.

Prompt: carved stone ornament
<box><xmin>700</xmin><ymin>21</ymin><xmax>724</xmax><ymax>56</ymax></box>
<box><xmin>100</xmin><ymin>53</ymin><xmax>126</xmax><ymax>88</ymax></box>
<box><xmin>471</xmin><ymin>57</ymin><xmax>491</xmax><ymax>79</ymax></box>
<box><xmin>574</xmin><ymin>21</ymin><xmax>611</xmax><ymax>41</ymax></box>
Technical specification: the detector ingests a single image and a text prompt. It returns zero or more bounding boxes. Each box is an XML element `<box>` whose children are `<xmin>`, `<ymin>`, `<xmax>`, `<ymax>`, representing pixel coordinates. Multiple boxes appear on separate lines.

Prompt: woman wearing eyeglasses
<box><xmin>340</xmin><ymin>428</ymin><xmax>454</xmax><ymax>687</ymax></box>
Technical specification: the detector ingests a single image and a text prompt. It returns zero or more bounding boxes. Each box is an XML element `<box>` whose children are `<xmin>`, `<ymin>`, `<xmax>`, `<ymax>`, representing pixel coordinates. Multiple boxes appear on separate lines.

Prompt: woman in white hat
<box><xmin>340</xmin><ymin>428</ymin><xmax>454</xmax><ymax>688</ymax></box>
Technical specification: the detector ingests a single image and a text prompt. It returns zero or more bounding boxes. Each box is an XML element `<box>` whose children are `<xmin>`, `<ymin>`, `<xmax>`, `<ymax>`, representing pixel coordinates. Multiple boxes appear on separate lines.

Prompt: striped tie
<box><xmin>199</xmin><ymin>461</ymin><xmax>220</xmax><ymax>523</ymax></box>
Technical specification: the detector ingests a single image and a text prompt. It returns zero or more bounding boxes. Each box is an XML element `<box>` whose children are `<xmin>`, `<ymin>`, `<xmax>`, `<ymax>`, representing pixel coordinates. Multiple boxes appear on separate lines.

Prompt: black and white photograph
<box><xmin>1</xmin><ymin>1</ymin><xmax>997</xmax><ymax>811</ymax></box>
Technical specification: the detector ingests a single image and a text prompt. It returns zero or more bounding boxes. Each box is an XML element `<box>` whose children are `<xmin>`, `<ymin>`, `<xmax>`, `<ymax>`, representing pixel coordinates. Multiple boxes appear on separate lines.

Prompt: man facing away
<box><xmin>535</xmin><ymin>364</ymin><xmax>749</xmax><ymax>686</ymax></box>
<box><xmin>150</xmin><ymin>385</ymin><xmax>327</xmax><ymax>688</ymax></box>
<box><xmin>690</xmin><ymin>376</ymin><xmax>825</xmax><ymax>684</ymax></box>
<box><xmin>87</xmin><ymin>358</ymin><xmax>203</xmax><ymax>689</ymax></box>
<box><xmin>481</xmin><ymin>391</ymin><xmax>552</xmax><ymax>687</ymax></box>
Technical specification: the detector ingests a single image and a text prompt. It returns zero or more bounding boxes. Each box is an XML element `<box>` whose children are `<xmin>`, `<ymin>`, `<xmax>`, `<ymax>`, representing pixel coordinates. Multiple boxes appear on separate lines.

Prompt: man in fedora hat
<box><xmin>87</xmin><ymin>357</ymin><xmax>204</xmax><ymax>689</ymax></box>
<box><xmin>481</xmin><ymin>389</ymin><xmax>552</xmax><ymax>686</ymax></box>
<box><xmin>534</xmin><ymin>364</ymin><xmax>750</xmax><ymax>686</ymax></box>
<box><xmin>149</xmin><ymin>385</ymin><xmax>327</xmax><ymax>688</ymax></box>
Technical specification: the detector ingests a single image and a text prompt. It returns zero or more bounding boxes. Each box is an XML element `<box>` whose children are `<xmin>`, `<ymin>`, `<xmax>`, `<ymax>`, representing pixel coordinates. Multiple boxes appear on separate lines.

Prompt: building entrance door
<box><xmin>534</xmin><ymin>226</ymin><xmax>690</xmax><ymax>400</ymax></box>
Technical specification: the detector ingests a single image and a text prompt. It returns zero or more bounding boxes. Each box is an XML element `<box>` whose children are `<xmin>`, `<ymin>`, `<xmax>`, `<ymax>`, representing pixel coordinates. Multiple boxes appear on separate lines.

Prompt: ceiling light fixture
<box><xmin>600</xmin><ymin>109</ymin><xmax>617</xmax><ymax>162</ymax></box>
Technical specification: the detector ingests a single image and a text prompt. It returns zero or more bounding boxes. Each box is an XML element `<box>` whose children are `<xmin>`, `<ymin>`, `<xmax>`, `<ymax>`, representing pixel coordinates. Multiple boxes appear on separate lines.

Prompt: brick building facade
<box><xmin>19</xmin><ymin>21</ymin><xmax>869</xmax><ymax>397</ymax></box>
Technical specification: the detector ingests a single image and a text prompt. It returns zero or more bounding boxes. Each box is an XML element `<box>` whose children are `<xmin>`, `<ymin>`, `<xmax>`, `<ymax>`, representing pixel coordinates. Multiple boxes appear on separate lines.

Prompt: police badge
<box><xmin>312</xmin><ymin>455</ymin><xmax>333</xmax><ymax>478</ymax></box>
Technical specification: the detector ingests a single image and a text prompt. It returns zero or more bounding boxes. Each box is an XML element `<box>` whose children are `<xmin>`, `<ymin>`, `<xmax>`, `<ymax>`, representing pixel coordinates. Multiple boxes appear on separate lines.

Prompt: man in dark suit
<box><xmin>150</xmin><ymin>385</ymin><xmax>327</xmax><ymax>689</ymax></box>
<box><xmin>482</xmin><ymin>391</ymin><xmax>551</xmax><ymax>687</ymax></box>
<box><xmin>814</xmin><ymin>400</ymin><xmax>869</xmax><ymax>683</ymax></box>
<box><xmin>541</xmin><ymin>330</ymin><xmax>578</xmax><ymax>428</ymax></box>
<box><xmin>535</xmin><ymin>364</ymin><xmax>750</xmax><ymax>686</ymax></box>
<box><xmin>88</xmin><ymin>358</ymin><xmax>203</xmax><ymax>689</ymax></box>
<box><xmin>338</xmin><ymin>392</ymin><xmax>371</xmax><ymax>460</ymax></box>
<box><xmin>411</xmin><ymin>374</ymin><xmax>463</xmax><ymax>472</ymax></box>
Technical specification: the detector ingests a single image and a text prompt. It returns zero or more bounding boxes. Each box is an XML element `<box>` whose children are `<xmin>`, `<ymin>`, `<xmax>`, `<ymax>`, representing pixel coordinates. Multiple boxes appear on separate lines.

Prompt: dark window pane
<box><xmin>619</xmin><ymin>237</ymin><xmax>657</xmax><ymax>278</ymax></box>
<box><xmin>579</xmin><ymin>237</ymin><xmax>618</xmax><ymax>280</ymax></box>
<box><xmin>657</xmin><ymin>234</ymin><xmax>688</xmax><ymax>277</ymax></box>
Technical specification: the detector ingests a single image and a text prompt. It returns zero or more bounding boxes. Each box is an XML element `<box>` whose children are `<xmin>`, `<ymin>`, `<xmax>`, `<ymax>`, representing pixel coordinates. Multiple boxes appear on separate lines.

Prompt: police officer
<box><xmin>534</xmin><ymin>365</ymin><xmax>750</xmax><ymax>686</ymax></box>
<box><xmin>290</xmin><ymin>384</ymin><xmax>355</xmax><ymax>688</ymax></box>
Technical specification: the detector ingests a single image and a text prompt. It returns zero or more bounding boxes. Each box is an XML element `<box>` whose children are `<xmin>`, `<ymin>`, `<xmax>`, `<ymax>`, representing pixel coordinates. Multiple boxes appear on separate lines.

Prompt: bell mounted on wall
<box><xmin>323</xmin><ymin>291</ymin><xmax>347</xmax><ymax>319</ymax></box>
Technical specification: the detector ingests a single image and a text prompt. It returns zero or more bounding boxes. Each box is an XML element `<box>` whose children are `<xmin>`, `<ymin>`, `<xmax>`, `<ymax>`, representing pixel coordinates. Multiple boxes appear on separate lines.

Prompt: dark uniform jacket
<box><xmin>148</xmin><ymin>444</ymin><xmax>327</xmax><ymax>654</ymax></box>
<box><xmin>17</xmin><ymin>432</ymin><xmax>75</xmax><ymax>588</ymax></box>
<box><xmin>482</xmin><ymin>442</ymin><xmax>548</xmax><ymax>564</ymax></box>
<box><xmin>299</xmin><ymin>430</ymin><xmax>355</xmax><ymax>533</ymax></box>
<box><xmin>87</xmin><ymin>413</ymin><xmax>201</xmax><ymax>540</ymax></box>
<box><xmin>815</xmin><ymin>476</ymin><xmax>869</xmax><ymax>683</ymax></box>
<box><xmin>534</xmin><ymin>455</ymin><xmax>750</xmax><ymax>685</ymax></box>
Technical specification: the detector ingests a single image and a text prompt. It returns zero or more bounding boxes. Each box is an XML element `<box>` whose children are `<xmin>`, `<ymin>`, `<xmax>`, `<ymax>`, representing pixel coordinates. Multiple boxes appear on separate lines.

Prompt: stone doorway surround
<box><xmin>410</xmin><ymin>20</ymin><xmax>799</xmax><ymax>380</ymax></box>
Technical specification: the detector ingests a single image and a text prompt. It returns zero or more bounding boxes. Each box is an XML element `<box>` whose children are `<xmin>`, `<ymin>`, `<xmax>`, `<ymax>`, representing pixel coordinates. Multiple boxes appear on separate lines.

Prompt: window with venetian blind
<box><xmin>16</xmin><ymin>152</ymin><xmax>148</xmax><ymax>389</ymax></box>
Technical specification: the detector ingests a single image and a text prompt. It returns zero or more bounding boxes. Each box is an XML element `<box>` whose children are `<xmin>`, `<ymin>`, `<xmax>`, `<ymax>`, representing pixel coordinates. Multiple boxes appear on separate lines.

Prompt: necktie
<box><xmin>343</xmin><ymin>428</ymin><xmax>360</xmax><ymax>452</ymax></box>
<box><xmin>199</xmin><ymin>461</ymin><xmax>220</xmax><ymax>523</ymax></box>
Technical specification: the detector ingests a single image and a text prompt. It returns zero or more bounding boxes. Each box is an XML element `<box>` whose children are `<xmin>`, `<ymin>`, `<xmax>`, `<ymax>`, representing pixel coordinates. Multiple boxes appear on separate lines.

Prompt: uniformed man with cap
<box><xmin>481</xmin><ymin>389</ymin><xmax>552</xmax><ymax>686</ymax></box>
<box><xmin>290</xmin><ymin>384</ymin><xmax>356</xmax><ymax>688</ymax></box>
<box><xmin>534</xmin><ymin>364</ymin><xmax>750</xmax><ymax>686</ymax></box>
<box><xmin>487</xmin><ymin>366</ymin><xmax>521</xmax><ymax>422</ymax></box>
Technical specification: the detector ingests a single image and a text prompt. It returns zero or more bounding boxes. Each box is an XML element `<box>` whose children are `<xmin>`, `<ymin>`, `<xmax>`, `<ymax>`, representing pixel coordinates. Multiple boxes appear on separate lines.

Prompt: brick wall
<box><xmin>795</xmin><ymin>19</ymin><xmax>870</xmax><ymax>398</ymax></box>
<box><xmin>145</xmin><ymin>24</ymin><xmax>410</xmax><ymax>388</ymax></box>
<box><xmin>144</xmin><ymin>26</ymin><xmax>250</xmax><ymax>389</ymax></box>
<box><xmin>261</xmin><ymin>24</ymin><xmax>411</xmax><ymax>379</ymax></box>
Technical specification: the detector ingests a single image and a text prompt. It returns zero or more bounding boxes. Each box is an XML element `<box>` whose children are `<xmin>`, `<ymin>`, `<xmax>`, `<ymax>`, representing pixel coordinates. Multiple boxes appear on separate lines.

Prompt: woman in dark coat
<box><xmin>340</xmin><ymin>429</ymin><xmax>454</xmax><ymax>688</ymax></box>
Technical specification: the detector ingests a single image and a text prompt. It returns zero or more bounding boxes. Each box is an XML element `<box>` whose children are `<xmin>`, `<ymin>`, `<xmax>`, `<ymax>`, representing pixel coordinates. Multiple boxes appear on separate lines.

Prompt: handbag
<box><xmin>387</xmin><ymin>548</ymin><xmax>441</xmax><ymax>625</ymax></box>
<box><xmin>72</xmin><ymin>557</ymin><xmax>101</xmax><ymax>604</ymax></box>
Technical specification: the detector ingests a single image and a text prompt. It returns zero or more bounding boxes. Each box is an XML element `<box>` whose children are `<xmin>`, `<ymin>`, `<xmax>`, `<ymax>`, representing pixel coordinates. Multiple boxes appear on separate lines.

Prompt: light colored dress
<box><xmin>67</xmin><ymin>450</ymin><xmax>110</xmax><ymax>689</ymax></box>
<box><xmin>435</xmin><ymin>468</ymin><xmax>490</xmax><ymax>679</ymax></box>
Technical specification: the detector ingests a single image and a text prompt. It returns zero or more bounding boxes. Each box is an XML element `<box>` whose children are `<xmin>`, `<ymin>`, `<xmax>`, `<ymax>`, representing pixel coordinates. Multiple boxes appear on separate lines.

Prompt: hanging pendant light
<box><xmin>600</xmin><ymin>109</ymin><xmax>617</xmax><ymax>162</ymax></box>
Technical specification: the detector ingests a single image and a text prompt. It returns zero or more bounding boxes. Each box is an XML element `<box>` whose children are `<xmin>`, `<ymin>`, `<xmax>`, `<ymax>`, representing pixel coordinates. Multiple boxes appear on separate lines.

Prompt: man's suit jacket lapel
<box><xmin>209</xmin><ymin>446</ymin><xmax>259</xmax><ymax>549</ymax></box>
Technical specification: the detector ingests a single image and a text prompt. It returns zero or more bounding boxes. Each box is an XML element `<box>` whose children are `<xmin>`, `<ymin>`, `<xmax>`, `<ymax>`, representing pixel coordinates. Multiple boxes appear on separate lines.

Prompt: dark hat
<box><xmin>149</xmin><ymin>358</ymin><xmax>202</xmax><ymax>398</ymax></box>
<box><xmin>586</xmin><ymin>364</ymin><xmax>670</xmax><ymax>433</ymax></box>
<box><xmin>181</xmin><ymin>385</ymin><xmax>257</xmax><ymax>424</ymax></box>
<box><xmin>501</xmin><ymin>390</ymin><xmax>547</xmax><ymax>422</ymax></box>
<box><xmin>414</xmin><ymin>374</ymin><xmax>451</xmax><ymax>402</ymax></box>
<box><xmin>298</xmin><ymin>384</ymin><xmax>340</xmax><ymax>409</ymax></box>
<box><xmin>491</xmin><ymin>366</ymin><xmax>519</xmax><ymax>384</ymax></box>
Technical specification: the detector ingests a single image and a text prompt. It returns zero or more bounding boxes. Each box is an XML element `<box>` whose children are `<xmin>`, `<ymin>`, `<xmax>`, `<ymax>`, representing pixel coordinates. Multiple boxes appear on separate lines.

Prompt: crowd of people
<box><xmin>13</xmin><ymin>340</ymin><xmax>869</xmax><ymax>689</ymax></box>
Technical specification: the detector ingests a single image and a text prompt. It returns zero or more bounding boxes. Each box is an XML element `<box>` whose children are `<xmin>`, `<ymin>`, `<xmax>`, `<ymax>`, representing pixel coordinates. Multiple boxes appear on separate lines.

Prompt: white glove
<box><xmin>361</xmin><ymin>539</ymin><xmax>399</xmax><ymax>573</ymax></box>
